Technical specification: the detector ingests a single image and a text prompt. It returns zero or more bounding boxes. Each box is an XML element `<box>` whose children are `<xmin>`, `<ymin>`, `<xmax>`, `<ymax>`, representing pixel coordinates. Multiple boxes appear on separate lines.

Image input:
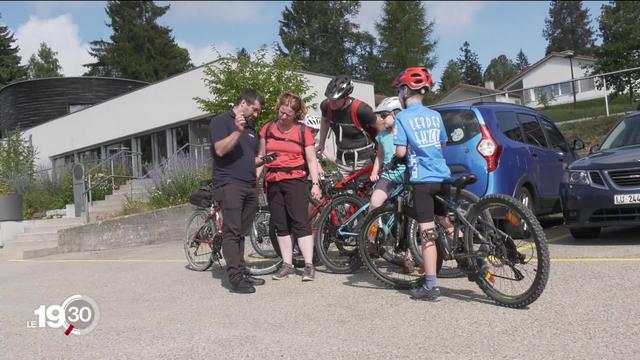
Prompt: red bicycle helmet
<box><xmin>392</xmin><ymin>67</ymin><xmax>433</xmax><ymax>91</ymax></box>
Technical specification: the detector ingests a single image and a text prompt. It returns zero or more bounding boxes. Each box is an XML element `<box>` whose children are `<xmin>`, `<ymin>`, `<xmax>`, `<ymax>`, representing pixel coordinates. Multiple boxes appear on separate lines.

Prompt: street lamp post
<box><xmin>564</xmin><ymin>50</ymin><xmax>577</xmax><ymax>109</ymax></box>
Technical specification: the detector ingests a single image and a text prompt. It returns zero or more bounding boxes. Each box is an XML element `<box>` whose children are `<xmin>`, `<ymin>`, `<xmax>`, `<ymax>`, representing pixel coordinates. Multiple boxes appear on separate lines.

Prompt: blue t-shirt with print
<box><xmin>394</xmin><ymin>103</ymin><xmax>451</xmax><ymax>183</ymax></box>
<box><xmin>375</xmin><ymin>129</ymin><xmax>405</xmax><ymax>183</ymax></box>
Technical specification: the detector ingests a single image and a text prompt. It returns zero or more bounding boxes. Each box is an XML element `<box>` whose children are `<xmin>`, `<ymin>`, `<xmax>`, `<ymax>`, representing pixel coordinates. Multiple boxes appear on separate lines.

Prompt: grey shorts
<box><xmin>373</xmin><ymin>177</ymin><xmax>398</xmax><ymax>195</ymax></box>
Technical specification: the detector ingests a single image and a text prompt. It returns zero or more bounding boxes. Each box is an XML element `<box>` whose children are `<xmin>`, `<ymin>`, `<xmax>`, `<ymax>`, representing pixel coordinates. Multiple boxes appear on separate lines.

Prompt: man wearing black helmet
<box><xmin>317</xmin><ymin>75</ymin><xmax>377</xmax><ymax>178</ymax></box>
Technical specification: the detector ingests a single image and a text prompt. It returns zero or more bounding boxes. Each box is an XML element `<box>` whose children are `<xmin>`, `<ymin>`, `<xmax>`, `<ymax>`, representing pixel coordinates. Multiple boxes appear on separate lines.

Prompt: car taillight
<box><xmin>476</xmin><ymin>125</ymin><xmax>502</xmax><ymax>172</ymax></box>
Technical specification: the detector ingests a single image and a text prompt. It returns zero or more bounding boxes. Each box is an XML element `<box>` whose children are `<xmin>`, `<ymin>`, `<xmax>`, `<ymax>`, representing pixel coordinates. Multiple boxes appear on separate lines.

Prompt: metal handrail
<box><xmin>82</xmin><ymin>174</ymin><xmax>145</xmax><ymax>223</ymax></box>
<box><xmin>85</xmin><ymin>149</ymin><xmax>142</xmax><ymax>176</ymax></box>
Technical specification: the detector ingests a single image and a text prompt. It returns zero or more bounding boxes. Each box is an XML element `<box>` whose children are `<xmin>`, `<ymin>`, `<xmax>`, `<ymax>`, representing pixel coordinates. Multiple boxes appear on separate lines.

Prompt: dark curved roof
<box><xmin>0</xmin><ymin>77</ymin><xmax>149</xmax><ymax>134</ymax></box>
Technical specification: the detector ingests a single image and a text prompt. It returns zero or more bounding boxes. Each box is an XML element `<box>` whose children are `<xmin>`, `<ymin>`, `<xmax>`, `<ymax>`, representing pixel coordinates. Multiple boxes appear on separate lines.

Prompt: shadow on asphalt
<box><xmin>552</xmin><ymin>226</ymin><xmax>640</xmax><ymax>246</ymax></box>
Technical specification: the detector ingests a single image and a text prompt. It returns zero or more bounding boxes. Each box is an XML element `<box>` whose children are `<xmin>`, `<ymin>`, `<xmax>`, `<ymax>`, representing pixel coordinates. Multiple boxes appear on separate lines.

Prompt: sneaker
<box><xmin>244</xmin><ymin>274</ymin><xmax>266</xmax><ymax>286</ymax></box>
<box><xmin>229</xmin><ymin>277</ymin><xmax>256</xmax><ymax>294</ymax></box>
<box><xmin>410</xmin><ymin>285</ymin><xmax>440</xmax><ymax>301</ymax></box>
<box><xmin>272</xmin><ymin>263</ymin><xmax>295</xmax><ymax>280</ymax></box>
<box><xmin>302</xmin><ymin>263</ymin><xmax>315</xmax><ymax>281</ymax></box>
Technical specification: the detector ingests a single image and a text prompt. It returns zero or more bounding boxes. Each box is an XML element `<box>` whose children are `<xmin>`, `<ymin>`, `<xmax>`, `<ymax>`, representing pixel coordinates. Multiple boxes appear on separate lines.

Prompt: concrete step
<box><xmin>24</xmin><ymin>224</ymin><xmax>80</xmax><ymax>234</ymax></box>
<box><xmin>106</xmin><ymin>191</ymin><xmax>147</xmax><ymax>202</ymax></box>
<box><xmin>1</xmin><ymin>240</ymin><xmax>59</xmax><ymax>259</ymax></box>
<box><xmin>22</xmin><ymin>217</ymin><xmax>84</xmax><ymax>228</ymax></box>
<box><xmin>14</xmin><ymin>232</ymin><xmax>59</xmax><ymax>243</ymax></box>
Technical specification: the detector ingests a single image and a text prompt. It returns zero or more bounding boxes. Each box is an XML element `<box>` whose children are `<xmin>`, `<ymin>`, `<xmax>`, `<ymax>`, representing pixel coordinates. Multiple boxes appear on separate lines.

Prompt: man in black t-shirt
<box><xmin>317</xmin><ymin>75</ymin><xmax>377</xmax><ymax>178</ymax></box>
<box><xmin>208</xmin><ymin>89</ymin><xmax>265</xmax><ymax>294</ymax></box>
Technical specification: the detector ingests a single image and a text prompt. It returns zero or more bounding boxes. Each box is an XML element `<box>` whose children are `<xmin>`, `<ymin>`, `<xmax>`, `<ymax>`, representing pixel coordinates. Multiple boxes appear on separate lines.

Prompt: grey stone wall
<box><xmin>58</xmin><ymin>204</ymin><xmax>193</xmax><ymax>253</ymax></box>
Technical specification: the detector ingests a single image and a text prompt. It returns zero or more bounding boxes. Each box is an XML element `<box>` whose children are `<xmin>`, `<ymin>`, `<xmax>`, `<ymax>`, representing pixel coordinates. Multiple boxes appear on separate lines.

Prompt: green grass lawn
<box><xmin>557</xmin><ymin>115</ymin><xmax>622</xmax><ymax>156</ymax></box>
<box><xmin>540</xmin><ymin>95</ymin><xmax>638</xmax><ymax>122</ymax></box>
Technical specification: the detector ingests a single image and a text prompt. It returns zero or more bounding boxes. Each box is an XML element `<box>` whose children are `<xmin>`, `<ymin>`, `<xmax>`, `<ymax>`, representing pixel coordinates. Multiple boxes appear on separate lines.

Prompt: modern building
<box><xmin>436</xmin><ymin>82</ymin><xmax>521</xmax><ymax>106</ymax></box>
<box><xmin>21</xmin><ymin>62</ymin><xmax>375</xmax><ymax>176</ymax></box>
<box><xmin>0</xmin><ymin>77</ymin><xmax>148</xmax><ymax>137</ymax></box>
<box><xmin>500</xmin><ymin>51</ymin><xmax>604</xmax><ymax>108</ymax></box>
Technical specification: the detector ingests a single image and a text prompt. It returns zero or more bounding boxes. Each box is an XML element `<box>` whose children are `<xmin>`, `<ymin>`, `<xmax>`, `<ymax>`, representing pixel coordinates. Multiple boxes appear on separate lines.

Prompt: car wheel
<box><xmin>570</xmin><ymin>227</ymin><xmax>601</xmax><ymax>239</ymax></box>
<box><xmin>515</xmin><ymin>186</ymin><xmax>534</xmax><ymax>212</ymax></box>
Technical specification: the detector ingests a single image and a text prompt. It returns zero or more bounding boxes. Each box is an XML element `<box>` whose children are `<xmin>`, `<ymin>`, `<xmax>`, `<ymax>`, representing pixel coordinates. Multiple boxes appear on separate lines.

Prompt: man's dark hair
<box><xmin>235</xmin><ymin>89</ymin><xmax>265</xmax><ymax>107</ymax></box>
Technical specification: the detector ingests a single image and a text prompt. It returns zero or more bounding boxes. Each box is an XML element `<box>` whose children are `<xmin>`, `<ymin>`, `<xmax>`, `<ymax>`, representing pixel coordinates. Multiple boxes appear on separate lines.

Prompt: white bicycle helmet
<box><xmin>374</xmin><ymin>96</ymin><xmax>403</xmax><ymax>113</ymax></box>
<box><xmin>303</xmin><ymin>114</ymin><xmax>321</xmax><ymax>130</ymax></box>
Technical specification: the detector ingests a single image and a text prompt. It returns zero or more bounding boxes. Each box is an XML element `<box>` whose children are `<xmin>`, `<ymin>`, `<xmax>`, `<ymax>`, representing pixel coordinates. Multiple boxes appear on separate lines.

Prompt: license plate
<box><xmin>614</xmin><ymin>194</ymin><xmax>640</xmax><ymax>205</ymax></box>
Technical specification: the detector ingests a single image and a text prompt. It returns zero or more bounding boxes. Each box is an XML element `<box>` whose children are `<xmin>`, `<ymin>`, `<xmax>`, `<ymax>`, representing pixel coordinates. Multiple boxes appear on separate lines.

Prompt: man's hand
<box><xmin>311</xmin><ymin>184</ymin><xmax>322</xmax><ymax>201</ymax></box>
<box><xmin>235</xmin><ymin>113</ymin><xmax>247</xmax><ymax>132</ymax></box>
<box><xmin>370</xmin><ymin>173</ymin><xmax>379</xmax><ymax>182</ymax></box>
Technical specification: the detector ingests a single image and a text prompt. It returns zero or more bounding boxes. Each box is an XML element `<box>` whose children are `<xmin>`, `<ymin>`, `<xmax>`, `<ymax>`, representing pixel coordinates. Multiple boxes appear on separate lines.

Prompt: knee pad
<box><xmin>420</xmin><ymin>228</ymin><xmax>439</xmax><ymax>248</ymax></box>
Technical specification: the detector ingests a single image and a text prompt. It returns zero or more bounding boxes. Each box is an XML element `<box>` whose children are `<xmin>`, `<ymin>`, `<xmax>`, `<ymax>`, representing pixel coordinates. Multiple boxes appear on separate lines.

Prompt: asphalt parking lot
<box><xmin>2</xmin><ymin>224</ymin><xmax>640</xmax><ymax>359</ymax></box>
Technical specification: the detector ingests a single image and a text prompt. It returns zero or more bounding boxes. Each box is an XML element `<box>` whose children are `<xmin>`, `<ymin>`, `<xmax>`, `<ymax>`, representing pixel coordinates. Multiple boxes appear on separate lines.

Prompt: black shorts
<box><xmin>374</xmin><ymin>177</ymin><xmax>398</xmax><ymax>195</ymax></box>
<box><xmin>412</xmin><ymin>182</ymin><xmax>450</xmax><ymax>223</ymax></box>
<box><xmin>266</xmin><ymin>178</ymin><xmax>312</xmax><ymax>238</ymax></box>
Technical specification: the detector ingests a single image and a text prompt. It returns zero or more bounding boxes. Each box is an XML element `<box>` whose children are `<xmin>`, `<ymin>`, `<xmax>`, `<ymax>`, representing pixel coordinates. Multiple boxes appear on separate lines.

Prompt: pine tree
<box><xmin>439</xmin><ymin>60</ymin><xmax>462</xmax><ymax>94</ymax></box>
<box><xmin>457</xmin><ymin>41</ymin><xmax>483</xmax><ymax>86</ymax></box>
<box><xmin>543</xmin><ymin>0</ymin><xmax>595</xmax><ymax>55</ymax></box>
<box><xmin>278</xmin><ymin>1</ymin><xmax>374</xmax><ymax>80</ymax></box>
<box><xmin>483</xmin><ymin>55</ymin><xmax>517</xmax><ymax>88</ymax></box>
<box><xmin>591</xmin><ymin>1</ymin><xmax>640</xmax><ymax>103</ymax></box>
<box><xmin>515</xmin><ymin>49</ymin><xmax>530</xmax><ymax>73</ymax></box>
<box><xmin>84</xmin><ymin>1</ymin><xmax>193</xmax><ymax>82</ymax></box>
<box><xmin>375</xmin><ymin>0</ymin><xmax>437</xmax><ymax>95</ymax></box>
<box><xmin>0</xmin><ymin>14</ymin><xmax>27</xmax><ymax>84</ymax></box>
<box><xmin>26</xmin><ymin>42</ymin><xmax>63</xmax><ymax>79</ymax></box>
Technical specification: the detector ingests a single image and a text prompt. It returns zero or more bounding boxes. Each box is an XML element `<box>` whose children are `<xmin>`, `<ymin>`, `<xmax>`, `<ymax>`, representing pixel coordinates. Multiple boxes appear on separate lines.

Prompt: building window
<box><xmin>579</xmin><ymin>78</ymin><xmax>596</xmax><ymax>93</ymax></box>
<box><xmin>68</xmin><ymin>104</ymin><xmax>93</xmax><ymax>113</ymax></box>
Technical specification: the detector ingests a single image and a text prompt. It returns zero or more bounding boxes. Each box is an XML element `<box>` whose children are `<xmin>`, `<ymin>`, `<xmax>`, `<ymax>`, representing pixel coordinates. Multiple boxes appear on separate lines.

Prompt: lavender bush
<box><xmin>146</xmin><ymin>153</ymin><xmax>210</xmax><ymax>208</ymax></box>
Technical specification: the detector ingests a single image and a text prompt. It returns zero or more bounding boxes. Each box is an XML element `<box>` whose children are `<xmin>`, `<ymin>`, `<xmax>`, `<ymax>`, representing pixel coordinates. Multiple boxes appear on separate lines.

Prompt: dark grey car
<box><xmin>560</xmin><ymin>112</ymin><xmax>640</xmax><ymax>238</ymax></box>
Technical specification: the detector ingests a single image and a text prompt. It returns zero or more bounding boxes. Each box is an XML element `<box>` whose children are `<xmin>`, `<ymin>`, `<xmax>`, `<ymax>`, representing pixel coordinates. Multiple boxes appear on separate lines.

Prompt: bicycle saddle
<box><xmin>446</xmin><ymin>174</ymin><xmax>477</xmax><ymax>189</ymax></box>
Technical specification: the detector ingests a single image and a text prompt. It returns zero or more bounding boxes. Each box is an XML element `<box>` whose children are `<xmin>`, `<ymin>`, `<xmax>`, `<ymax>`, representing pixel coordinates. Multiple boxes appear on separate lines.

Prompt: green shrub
<box><xmin>22</xmin><ymin>167</ymin><xmax>74</xmax><ymax>219</ymax></box>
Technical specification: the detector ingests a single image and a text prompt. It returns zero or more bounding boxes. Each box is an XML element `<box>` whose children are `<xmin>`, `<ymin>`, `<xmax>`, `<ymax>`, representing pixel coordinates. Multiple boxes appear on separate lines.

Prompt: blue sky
<box><xmin>0</xmin><ymin>1</ymin><xmax>606</xmax><ymax>88</ymax></box>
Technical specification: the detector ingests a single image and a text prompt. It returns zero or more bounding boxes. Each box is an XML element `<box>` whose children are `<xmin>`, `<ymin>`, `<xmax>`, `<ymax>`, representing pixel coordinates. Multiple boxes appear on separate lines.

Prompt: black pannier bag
<box><xmin>189</xmin><ymin>189</ymin><xmax>214</xmax><ymax>208</ymax></box>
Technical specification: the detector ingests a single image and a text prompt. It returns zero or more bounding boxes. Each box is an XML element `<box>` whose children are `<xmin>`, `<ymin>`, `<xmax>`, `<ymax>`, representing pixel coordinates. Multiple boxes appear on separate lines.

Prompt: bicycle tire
<box><xmin>184</xmin><ymin>209</ymin><xmax>214</xmax><ymax>271</ymax></box>
<box><xmin>358</xmin><ymin>203</ymin><xmax>443</xmax><ymax>290</ymax></box>
<box><xmin>315</xmin><ymin>194</ymin><xmax>365</xmax><ymax>273</ymax></box>
<box><xmin>465</xmin><ymin>194</ymin><xmax>550</xmax><ymax>308</ymax></box>
<box><xmin>249</xmin><ymin>207</ymin><xmax>277</xmax><ymax>258</ymax></box>
<box><xmin>408</xmin><ymin>187</ymin><xmax>479</xmax><ymax>279</ymax></box>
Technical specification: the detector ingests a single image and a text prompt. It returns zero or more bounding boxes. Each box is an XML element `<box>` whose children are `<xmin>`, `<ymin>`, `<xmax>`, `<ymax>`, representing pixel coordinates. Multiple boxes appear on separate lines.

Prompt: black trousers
<box><xmin>267</xmin><ymin>178</ymin><xmax>312</xmax><ymax>239</ymax></box>
<box><xmin>213</xmin><ymin>183</ymin><xmax>258</xmax><ymax>280</ymax></box>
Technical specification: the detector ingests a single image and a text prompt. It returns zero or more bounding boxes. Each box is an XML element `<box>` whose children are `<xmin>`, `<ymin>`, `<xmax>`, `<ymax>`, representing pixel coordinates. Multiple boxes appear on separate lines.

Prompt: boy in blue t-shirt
<box><xmin>393</xmin><ymin>67</ymin><xmax>451</xmax><ymax>301</ymax></box>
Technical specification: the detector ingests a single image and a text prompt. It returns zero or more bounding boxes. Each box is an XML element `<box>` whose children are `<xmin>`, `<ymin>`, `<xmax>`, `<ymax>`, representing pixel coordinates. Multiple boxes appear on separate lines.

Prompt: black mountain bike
<box><xmin>358</xmin><ymin>169</ymin><xmax>550</xmax><ymax>308</ymax></box>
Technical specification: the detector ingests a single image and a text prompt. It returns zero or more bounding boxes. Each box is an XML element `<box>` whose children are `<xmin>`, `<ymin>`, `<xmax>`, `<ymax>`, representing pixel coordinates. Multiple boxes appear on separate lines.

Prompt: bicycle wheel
<box><xmin>315</xmin><ymin>194</ymin><xmax>365</xmax><ymax>273</ymax></box>
<box><xmin>184</xmin><ymin>209</ymin><xmax>214</xmax><ymax>271</ymax></box>
<box><xmin>409</xmin><ymin>188</ymin><xmax>479</xmax><ymax>278</ymax></box>
<box><xmin>464</xmin><ymin>194</ymin><xmax>550</xmax><ymax>308</ymax></box>
<box><xmin>358</xmin><ymin>203</ymin><xmax>443</xmax><ymax>290</ymax></box>
<box><xmin>249</xmin><ymin>206</ymin><xmax>277</xmax><ymax>258</ymax></box>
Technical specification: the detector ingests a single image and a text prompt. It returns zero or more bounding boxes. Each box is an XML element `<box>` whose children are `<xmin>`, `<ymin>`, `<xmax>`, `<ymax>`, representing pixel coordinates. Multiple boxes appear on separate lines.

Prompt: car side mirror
<box><xmin>572</xmin><ymin>139</ymin><xmax>585</xmax><ymax>151</ymax></box>
<box><xmin>589</xmin><ymin>144</ymin><xmax>600</xmax><ymax>154</ymax></box>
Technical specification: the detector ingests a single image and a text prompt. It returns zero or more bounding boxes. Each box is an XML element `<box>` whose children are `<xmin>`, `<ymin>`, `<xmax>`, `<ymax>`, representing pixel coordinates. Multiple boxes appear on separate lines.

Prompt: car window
<box><xmin>539</xmin><ymin>117</ymin><xmax>570</xmax><ymax>152</ymax></box>
<box><xmin>517</xmin><ymin>113</ymin><xmax>548</xmax><ymax>148</ymax></box>
<box><xmin>438</xmin><ymin>109</ymin><xmax>481</xmax><ymax>145</ymax></box>
<box><xmin>496</xmin><ymin>111</ymin><xmax>525</xmax><ymax>143</ymax></box>
<box><xmin>601</xmin><ymin>115</ymin><xmax>640</xmax><ymax>150</ymax></box>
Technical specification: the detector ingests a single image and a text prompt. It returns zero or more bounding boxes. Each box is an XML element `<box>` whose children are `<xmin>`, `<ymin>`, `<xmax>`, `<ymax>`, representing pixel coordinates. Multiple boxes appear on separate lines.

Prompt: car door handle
<box><xmin>531</xmin><ymin>153</ymin><xmax>538</xmax><ymax>158</ymax></box>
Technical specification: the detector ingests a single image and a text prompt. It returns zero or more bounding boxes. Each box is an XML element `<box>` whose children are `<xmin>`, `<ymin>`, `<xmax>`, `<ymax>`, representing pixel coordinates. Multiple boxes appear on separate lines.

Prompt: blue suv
<box><xmin>433</xmin><ymin>102</ymin><xmax>581</xmax><ymax>215</ymax></box>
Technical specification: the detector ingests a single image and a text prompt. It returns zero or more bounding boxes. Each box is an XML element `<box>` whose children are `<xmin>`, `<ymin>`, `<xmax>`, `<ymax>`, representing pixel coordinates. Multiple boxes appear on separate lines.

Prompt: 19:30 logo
<box><xmin>29</xmin><ymin>294</ymin><xmax>100</xmax><ymax>336</ymax></box>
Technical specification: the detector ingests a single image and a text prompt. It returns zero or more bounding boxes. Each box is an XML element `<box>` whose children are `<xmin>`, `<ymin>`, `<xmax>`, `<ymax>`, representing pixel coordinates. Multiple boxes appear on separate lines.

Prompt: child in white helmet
<box><xmin>368</xmin><ymin>96</ymin><xmax>414</xmax><ymax>273</ymax></box>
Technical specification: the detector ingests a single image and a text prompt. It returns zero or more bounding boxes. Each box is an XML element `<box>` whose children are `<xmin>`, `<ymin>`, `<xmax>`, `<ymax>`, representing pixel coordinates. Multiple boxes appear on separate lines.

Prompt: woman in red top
<box><xmin>259</xmin><ymin>92</ymin><xmax>322</xmax><ymax>281</ymax></box>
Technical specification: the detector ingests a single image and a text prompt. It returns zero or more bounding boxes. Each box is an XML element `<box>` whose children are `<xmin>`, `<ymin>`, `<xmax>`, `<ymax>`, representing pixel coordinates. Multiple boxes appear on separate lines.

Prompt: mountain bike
<box><xmin>312</xmin><ymin>163</ymin><xmax>376</xmax><ymax>273</ymax></box>
<box><xmin>358</xmin><ymin>168</ymin><xmax>550</xmax><ymax>308</ymax></box>
<box><xmin>317</xmin><ymin>179</ymin><xmax>479</xmax><ymax>276</ymax></box>
<box><xmin>184</xmin><ymin>178</ymin><xmax>283</xmax><ymax>276</ymax></box>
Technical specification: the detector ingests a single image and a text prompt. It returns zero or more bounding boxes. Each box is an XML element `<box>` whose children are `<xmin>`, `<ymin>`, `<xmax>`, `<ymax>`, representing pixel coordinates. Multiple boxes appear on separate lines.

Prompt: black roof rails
<box><xmin>470</xmin><ymin>101</ymin><xmax>537</xmax><ymax>111</ymax></box>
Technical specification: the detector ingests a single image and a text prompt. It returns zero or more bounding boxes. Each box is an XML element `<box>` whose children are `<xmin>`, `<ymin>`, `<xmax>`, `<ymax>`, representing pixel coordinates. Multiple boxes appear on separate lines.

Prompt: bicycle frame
<box><xmin>336</xmin><ymin>183</ymin><xmax>405</xmax><ymax>237</ymax></box>
<box><xmin>192</xmin><ymin>203</ymin><xmax>223</xmax><ymax>245</ymax></box>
